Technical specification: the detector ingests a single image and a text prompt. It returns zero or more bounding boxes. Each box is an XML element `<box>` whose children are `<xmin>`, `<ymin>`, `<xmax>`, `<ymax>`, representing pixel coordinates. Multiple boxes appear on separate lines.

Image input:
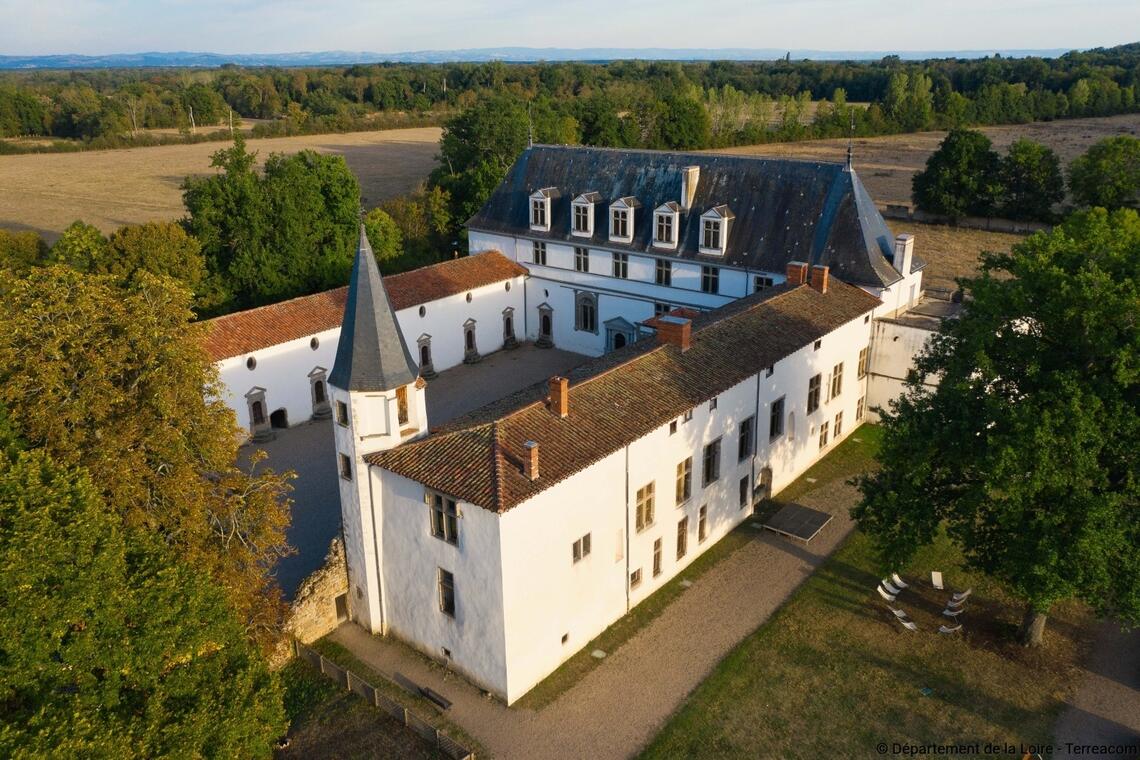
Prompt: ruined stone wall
<box><xmin>285</xmin><ymin>537</ymin><xmax>350</xmax><ymax>645</ymax></box>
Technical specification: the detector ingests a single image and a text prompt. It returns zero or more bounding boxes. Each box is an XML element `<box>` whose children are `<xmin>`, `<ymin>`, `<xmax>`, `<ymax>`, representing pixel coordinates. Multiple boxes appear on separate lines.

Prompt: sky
<box><xmin>0</xmin><ymin>0</ymin><xmax>1136</xmax><ymax>57</ymax></box>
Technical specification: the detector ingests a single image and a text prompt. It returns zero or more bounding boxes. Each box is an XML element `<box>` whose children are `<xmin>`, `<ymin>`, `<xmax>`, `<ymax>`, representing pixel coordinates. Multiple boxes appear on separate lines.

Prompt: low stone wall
<box><xmin>286</xmin><ymin>537</ymin><xmax>350</xmax><ymax>644</ymax></box>
<box><xmin>880</xmin><ymin>203</ymin><xmax>1049</xmax><ymax>234</ymax></box>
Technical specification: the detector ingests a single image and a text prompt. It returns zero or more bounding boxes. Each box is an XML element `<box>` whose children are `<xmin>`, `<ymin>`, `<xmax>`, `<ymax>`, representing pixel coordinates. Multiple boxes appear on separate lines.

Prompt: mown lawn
<box><xmin>640</xmin><ymin>526</ymin><xmax>1093</xmax><ymax>759</ymax></box>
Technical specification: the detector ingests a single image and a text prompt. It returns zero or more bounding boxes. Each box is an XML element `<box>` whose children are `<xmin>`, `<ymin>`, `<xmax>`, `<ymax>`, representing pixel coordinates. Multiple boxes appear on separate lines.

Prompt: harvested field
<box><xmin>904</xmin><ymin>221</ymin><xmax>1027</xmax><ymax>292</ymax></box>
<box><xmin>0</xmin><ymin>127</ymin><xmax>442</xmax><ymax>241</ymax></box>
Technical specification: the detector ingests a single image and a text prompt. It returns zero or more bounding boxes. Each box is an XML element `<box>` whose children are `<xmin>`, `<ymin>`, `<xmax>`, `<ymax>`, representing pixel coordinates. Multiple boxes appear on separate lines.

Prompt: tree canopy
<box><xmin>1068</xmin><ymin>135</ymin><xmax>1140</xmax><ymax>210</ymax></box>
<box><xmin>999</xmin><ymin>138</ymin><xmax>1065</xmax><ymax>222</ymax></box>
<box><xmin>912</xmin><ymin>128</ymin><xmax>1002</xmax><ymax>218</ymax></box>
<box><xmin>853</xmin><ymin>208</ymin><xmax>1140</xmax><ymax>645</ymax></box>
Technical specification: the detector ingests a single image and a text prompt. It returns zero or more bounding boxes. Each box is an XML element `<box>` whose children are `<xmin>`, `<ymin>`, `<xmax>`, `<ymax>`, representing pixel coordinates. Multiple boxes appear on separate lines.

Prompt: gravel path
<box><xmin>332</xmin><ymin>479</ymin><xmax>861</xmax><ymax>760</ymax></box>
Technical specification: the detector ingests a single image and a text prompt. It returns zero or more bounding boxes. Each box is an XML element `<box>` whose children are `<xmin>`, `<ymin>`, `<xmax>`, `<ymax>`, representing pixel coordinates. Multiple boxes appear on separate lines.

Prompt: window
<box><xmin>669</xmin><ymin>420</ymin><xmax>678</xmax><ymax>435</ymax></box>
<box><xmin>655</xmin><ymin>302</ymin><xmax>670</xmax><ymax>316</ymax></box>
<box><xmin>702</xmin><ymin>439</ymin><xmax>721</xmax><ymax>486</ymax></box>
<box><xmin>310</xmin><ymin>337</ymin><xmax>320</xmax><ymax>350</ymax></box>
<box><xmin>754</xmin><ymin>275</ymin><xmax>774</xmax><ymax>292</ymax></box>
<box><xmin>834</xmin><ymin>411</ymin><xmax>844</xmax><ymax>438</ymax></box>
<box><xmin>573</xmin><ymin>203</ymin><xmax>591</xmax><ymax>234</ymax></box>
<box><xmin>572</xmin><ymin>533</ymin><xmax>591</xmax><ymax>563</ymax></box>
<box><xmin>336</xmin><ymin>400</ymin><xmax>349</xmax><ymax>427</ymax></box>
<box><xmin>532</xmin><ymin>241</ymin><xmax>547</xmax><ymax>265</ymax></box>
<box><xmin>396</xmin><ymin>386</ymin><xmax>409</xmax><ymax>425</ymax></box>
<box><xmin>702</xmin><ymin>218</ymin><xmax>721</xmax><ymax>250</ymax></box>
<box><xmin>246</xmin><ymin>356</ymin><xmax>257</xmax><ymax>370</ymax></box>
<box><xmin>807</xmin><ymin>374</ymin><xmax>821</xmax><ymax>414</ymax></box>
<box><xmin>612</xmin><ymin>252</ymin><xmax>628</xmax><ymax>279</ymax></box>
<box><xmin>856</xmin><ymin>396</ymin><xmax>866</xmax><ymax>420</ymax></box>
<box><xmin>701</xmin><ymin>265</ymin><xmax>719</xmax><ymax>294</ymax></box>
<box><xmin>574</xmin><ymin>247</ymin><xmax>589</xmax><ymax>272</ymax></box>
<box><xmin>739</xmin><ymin>476</ymin><xmax>750</xmax><ymax>508</ymax></box>
<box><xmin>575</xmin><ymin>292</ymin><xmax>597</xmax><ymax>333</ymax></box>
<box><xmin>709</xmin><ymin>397</ymin><xmax>718</xmax><ymax>412</ymax></box>
<box><xmin>676</xmin><ymin>517</ymin><xmax>688</xmax><ymax>559</ymax></box>
<box><xmin>819</xmin><ymin>420</ymin><xmax>830</xmax><ymax>450</ymax></box>
<box><xmin>429</xmin><ymin>492</ymin><xmax>458</xmax><ymax>545</ymax></box>
<box><xmin>611</xmin><ymin>207</ymin><xmax>630</xmax><ymax>240</ymax></box>
<box><xmin>653</xmin><ymin>538</ymin><xmax>662</xmax><ymax>577</ymax></box>
<box><xmin>438</xmin><ymin>568</ymin><xmax>455</xmax><ymax>617</ymax></box>
<box><xmin>858</xmin><ymin>347</ymin><xmax>870</xmax><ymax>378</ymax></box>
<box><xmin>765</xmin><ymin>365</ymin><xmax>775</xmax><ymax>378</ymax></box>
<box><xmin>830</xmin><ymin>362</ymin><xmax>844</xmax><ymax>400</ymax></box>
<box><xmin>814</xmin><ymin>339</ymin><xmax>822</xmax><ymax>351</ymax></box>
<box><xmin>682</xmin><ymin>409</ymin><xmax>693</xmax><ymax>423</ymax></box>
<box><xmin>769</xmin><ymin>397</ymin><xmax>785</xmax><ymax>440</ymax></box>
<box><xmin>739</xmin><ymin>416</ymin><xmax>754</xmax><ymax>461</ymax></box>
<box><xmin>630</xmin><ymin>568</ymin><xmax>642</xmax><ymax>589</ymax></box>
<box><xmin>655</xmin><ymin>210</ymin><xmax>675</xmax><ymax>245</ymax></box>
<box><xmin>698</xmin><ymin>505</ymin><xmax>708</xmax><ymax>542</ymax></box>
<box><xmin>636</xmin><ymin>482</ymin><xmax>655</xmax><ymax>532</ymax></box>
<box><xmin>655</xmin><ymin>259</ymin><xmax>672</xmax><ymax>287</ymax></box>
<box><xmin>339</xmin><ymin>453</ymin><xmax>352</xmax><ymax>481</ymax></box>
<box><xmin>676</xmin><ymin>457</ymin><xmax>692</xmax><ymax>505</ymax></box>
<box><xmin>530</xmin><ymin>197</ymin><xmax>548</xmax><ymax>229</ymax></box>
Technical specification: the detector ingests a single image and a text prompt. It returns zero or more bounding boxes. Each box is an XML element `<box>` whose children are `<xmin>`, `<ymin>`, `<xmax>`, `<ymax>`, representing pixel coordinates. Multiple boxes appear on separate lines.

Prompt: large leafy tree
<box><xmin>853</xmin><ymin>209</ymin><xmax>1140</xmax><ymax>646</ymax></box>
<box><xmin>999</xmin><ymin>138</ymin><xmax>1065</xmax><ymax>222</ymax></box>
<box><xmin>0</xmin><ymin>446</ymin><xmax>285</xmax><ymax>757</ymax></box>
<box><xmin>1068</xmin><ymin>135</ymin><xmax>1140</xmax><ymax>211</ymax></box>
<box><xmin>0</xmin><ymin>228</ymin><xmax>48</xmax><ymax>274</ymax></box>
<box><xmin>0</xmin><ymin>267</ymin><xmax>292</xmax><ymax>647</ymax></box>
<box><xmin>912</xmin><ymin>128</ymin><xmax>1002</xmax><ymax>219</ymax></box>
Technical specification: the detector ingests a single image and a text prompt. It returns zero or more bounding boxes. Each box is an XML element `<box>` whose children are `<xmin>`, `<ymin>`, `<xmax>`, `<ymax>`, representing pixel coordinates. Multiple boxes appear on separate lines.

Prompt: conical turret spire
<box><xmin>329</xmin><ymin>225</ymin><xmax>418</xmax><ymax>392</ymax></box>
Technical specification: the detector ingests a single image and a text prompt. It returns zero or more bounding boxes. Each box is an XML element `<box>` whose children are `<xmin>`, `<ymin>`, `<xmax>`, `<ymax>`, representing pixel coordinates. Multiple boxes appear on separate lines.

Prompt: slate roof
<box><xmin>201</xmin><ymin>251</ymin><xmax>527</xmax><ymax>361</ymax></box>
<box><xmin>467</xmin><ymin>145</ymin><xmax>924</xmax><ymax>288</ymax></box>
<box><xmin>369</xmin><ymin>279</ymin><xmax>881</xmax><ymax>512</ymax></box>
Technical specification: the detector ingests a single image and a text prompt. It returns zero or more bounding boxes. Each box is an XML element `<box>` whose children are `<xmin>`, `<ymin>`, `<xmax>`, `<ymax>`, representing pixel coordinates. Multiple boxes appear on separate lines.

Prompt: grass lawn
<box><xmin>639</xmin><ymin>525</ymin><xmax>1094</xmax><ymax>759</ymax></box>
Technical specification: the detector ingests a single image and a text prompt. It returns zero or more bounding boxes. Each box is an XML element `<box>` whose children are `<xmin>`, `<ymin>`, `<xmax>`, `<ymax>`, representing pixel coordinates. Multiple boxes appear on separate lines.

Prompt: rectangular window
<box><xmin>819</xmin><ymin>420</ymin><xmax>830</xmax><ymax>450</ymax></box>
<box><xmin>701</xmin><ymin>265</ymin><xmax>719</xmax><ymax>294</ymax></box>
<box><xmin>858</xmin><ymin>347</ymin><xmax>870</xmax><ymax>378</ymax></box>
<box><xmin>676</xmin><ymin>457</ymin><xmax>692</xmax><ymax>505</ymax></box>
<box><xmin>754</xmin><ymin>275</ymin><xmax>774</xmax><ymax>292</ymax></box>
<box><xmin>765</xmin><ymin>365</ymin><xmax>775</xmax><ymax>378</ymax></box>
<box><xmin>709</xmin><ymin>397</ymin><xmax>718</xmax><ymax>412</ymax></box>
<box><xmin>856</xmin><ymin>396</ymin><xmax>866</xmax><ymax>421</ymax></box>
<box><xmin>572</xmin><ymin>532</ymin><xmax>591</xmax><ymax>563</ymax></box>
<box><xmin>574</xmin><ymin>247</ymin><xmax>589</xmax><ymax>272</ymax></box>
<box><xmin>669</xmin><ymin>420</ymin><xmax>678</xmax><ymax>435</ymax></box>
<box><xmin>438</xmin><ymin>568</ymin><xmax>455</xmax><ymax>617</ymax></box>
<box><xmin>655</xmin><ymin>259</ymin><xmax>672</xmax><ymax>286</ymax></box>
<box><xmin>653</xmin><ymin>538</ymin><xmax>662</xmax><ymax>577</ymax></box>
<box><xmin>698</xmin><ymin>505</ymin><xmax>708</xmax><ymax>542</ymax></box>
<box><xmin>739</xmin><ymin>416</ymin><xmax>754</xmax><ymax>461</ymax></box>
<box><xmin>531</xmin><ymin>199</ymin><xmax>547</xmax><ymax>228</ymax></box>
<box><xmin>814</xmin><ymin>339</ymin><xmax>822</xmax><ymax>351</ymax></box>
<box><xmin>396</xmin><ymin>386</ymin><xmax>409</xmax><ymax>425</ymax></box>
<box><xmin>636</xmin><ymin>482</ymin><xmax>655</xmax><ymax>532</ymax></box>
<box><xmin>769</xmin><ymin>397</ymin><xmax>785</xmax><ymax>440</ymax></box>
<box><xmin>338</xmin><ymin>453</ymin><xmax>352</xmax><ymax>481</ymax></box>
<box><xmin>573</xmin><ymin>204</ymin><xmax>591</xmax><ymax>233</ymax></box>
<box><xmin>611</xmin><ymin>208</ymin><xmax>629</xmax><ymax>239</ymax></box>
<box><xmin>739</xmin><ymin>476</ymin><xmax>750</xmax><ymax>508</ymax></box>
<box><xmin>612</xmin><ymin>252</ymin><xmax>628</xmax><ymax>279</ymax></box>
<box><xmin>702</xmin><ymin>219</ymin><xmax>721</xmax><ymax>250</ymax></box>
<box><xmin>429</xmin><ymin>492</ymin><xmax>458</xmax><ymax>545</ymax></box>
<box><xmin>655</xmin><ymin>302</ymin><xmax>670</xmax><ymax>316</ymax></box>
<box><xmin>532</xmin><ymin>240</ymin><xmax>547</xmax><ymax>266</ymax></box>
<box><xmin>676</xmin><ymin>517</ymin><xmax>688</xmax><ymax>559</ymax></box>
<box><xmin>630</xmin><ymin>568</ymin><xmax>642</xmax><ymax>589</ymax></box>
<box><xmin>336</xmin><ymin>400</ymin><xmax>349</xmax><ymax>427</ymax></box>
<box><xmin>702</xmin><ymin>439</ymin><xmax>721</xmax><ymax>486</ymax></box>
<box><xmin>683</xmin><ymin>409</ymin><xmax>693</xmax><ymax>423</ymax></box>
<box><xmin>834</xmin><ymin>411</ymin><xmax>844</xmax><ymax>438</ymax></box>
<box><xmin>655</xmin><ymin>213</ymin><xmax>674</xmax><ymax>244</ymax></box>
<box><xmin>830</xmin><ymin>362</ymin><xmax>844</xmax><ymax>400</ymax></box>
<box><xmin>807</xmin><ymin>374</ymin><xmax>821</xmax><ymax>414</ymax></box>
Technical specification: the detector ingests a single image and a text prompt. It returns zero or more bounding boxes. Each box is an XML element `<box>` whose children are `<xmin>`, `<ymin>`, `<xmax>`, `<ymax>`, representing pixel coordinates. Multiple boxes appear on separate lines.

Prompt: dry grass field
<box><xmin>904</xmin><ymin>221</ymin><xmax>1027</xmax><ymax>291</ymax></box>
<box><xmin>0</xmin><ymin>127</ymin><xmax>442</xmax><ymax>241</ymax></box>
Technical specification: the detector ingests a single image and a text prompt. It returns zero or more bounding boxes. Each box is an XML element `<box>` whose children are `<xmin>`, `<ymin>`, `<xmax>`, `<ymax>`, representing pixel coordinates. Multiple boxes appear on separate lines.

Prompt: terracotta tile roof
<box><xmin>202</xmin><ymin>251</ymin><xmax>526</xmax><ymax>361</ymax></box>
<box><xmin>369</xmin><ymin>280</ymin><xmax>880</xmax><ymax>513</ymax></box>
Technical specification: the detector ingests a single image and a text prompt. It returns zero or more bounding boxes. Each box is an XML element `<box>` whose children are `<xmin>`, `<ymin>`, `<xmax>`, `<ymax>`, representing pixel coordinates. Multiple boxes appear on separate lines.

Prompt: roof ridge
<box><xmin>489</xmin><ymin>421</ymin><xmax>505</xmax><ymax>513</ymax></box>
<box><xmin>527</xmin><ymin>143</ymin><xmax>847</xmax><ymax>168</ymax></box>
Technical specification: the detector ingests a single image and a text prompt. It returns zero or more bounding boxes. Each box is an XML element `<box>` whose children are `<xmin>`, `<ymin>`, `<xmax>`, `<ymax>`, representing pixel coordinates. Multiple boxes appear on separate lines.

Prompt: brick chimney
<box><xmin>549</xmin><ymin>376</ymin><xmax>569</xmax><ymax>418</ymax></box>
<box><xmin>681</xmin><ymin>166</ymin><xmax>700</xmax><ymax>211</ymax></box>
<box><xmin>786</xmin><ymin>261</ymin><xmax>809</xmax><ymax>286</ymax></box>
<box><xmin>893</xmin><ymin>233</ymin><xmax>914</xmax><ymax>276</ymax></box>
<box><xmin>810</xmin><ymin>265</ymin><xmax>830</xmax><ymax>294</ymax></box>
<box><xmin>656</xmin><ymin>316</ymin><xmax>692</xmax><ymax>352</ymax></box>
<box><xmin>523</xmin><ymin>441</ymin><xmax>540</xmax><ymax>481</ymax></box>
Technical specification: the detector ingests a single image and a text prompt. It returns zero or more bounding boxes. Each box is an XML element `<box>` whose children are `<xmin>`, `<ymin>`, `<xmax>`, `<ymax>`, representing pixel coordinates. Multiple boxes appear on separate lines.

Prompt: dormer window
<box><xmin>653</xmin><ymin>202</ymin><xmax>680</xmax><ymax>249</ymax></box>
<box><xmin>530</xmin><ymin>188</ymin><xmax>556</xmax><ymax>231</ymax></box>
<box><xmin>571</xmin><ymin>192</ymin><xmax>599</xmax><ymax>237</ymax></box>
<box><xmin>609</xmin><ymin>197</ymin><xmax>639</xmax><ymax>243</ymax></box>
<box><xmin>699</xmin><ymin>205</ymin><xmax>733</xmax><ymax>256</ymax></box>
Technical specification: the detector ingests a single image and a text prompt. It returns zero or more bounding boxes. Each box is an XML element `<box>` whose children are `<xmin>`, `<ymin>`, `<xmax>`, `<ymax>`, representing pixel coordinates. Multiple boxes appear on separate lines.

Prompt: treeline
<box><xmin>3</xmin><ymin>43</ymin><xmax>1139</xmax><ymax>149</ymax></box>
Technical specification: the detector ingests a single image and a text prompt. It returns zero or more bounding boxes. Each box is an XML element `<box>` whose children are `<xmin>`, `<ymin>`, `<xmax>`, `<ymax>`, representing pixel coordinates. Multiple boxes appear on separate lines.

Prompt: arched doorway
<box><xmin>270</xmin><ymin>408</ymin><xmax>289</xmax><ymax>429</ymax></box>
<box><xmin>502</xmin><ymin>307</ymin><xmax>518</xmax><ymax>349</ymax></box>
<box><xmin>463</xmin><ymin>319</ymin><xmax>481</xmax><ymax>364</ymax></box>
<box><xmin>604</xmin><ymin>316</ymin><xmax>636</xmax><ymax>353</ymax></box>
<box><xmin>245</xmin><ymin>386</ymin><xmax>274</xmax><ymax>442</ymax></box>
<box><xmin>251</xmin><ymin>400</ymin><xmax>266</xmax><ymax>426</ymax></box>
<box><xmin>308</xmin><ymin>366</ymin><xmax>331</xmax><ymax>420</ymax></box>
<box><xmin>613</xmin><ymin>333</ymin><xmax>627</xmax><ymax>349</ymax></box>
<box><xmin>313</xmin><ymin>381</ymin><xmax>326</xmax><ymax>405</ymax></box>
<box><xmin>536</xmin><ymin>303</ymin><xmax>554</xmax><ymax>348</ymax></box>
<box><xmin>417</xmin><ymin>334</ymin><xmax>436</xmax><ymax>378</ymax></box>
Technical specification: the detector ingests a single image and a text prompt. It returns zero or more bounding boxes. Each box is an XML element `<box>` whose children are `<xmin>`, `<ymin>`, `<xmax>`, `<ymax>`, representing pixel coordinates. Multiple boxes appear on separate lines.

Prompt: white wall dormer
<box><xmin>571</xmin><ymin>192</ymin><xmax>600</xmax><ymax>237</ymax></box>
<box><xmin>609</xmin><ymin>196</ymin><xmax>639</xmax><ymax>244</ymax></box>
<box><xmin>530</xmin><ymin>188</ymin><xmax>557</xmax><ymax>232</ymax></box>
<box><xmin>653</xmin><ymin>201</ymin><xmax>680</xmax><ymax>250</ymax></box>
<box><xmin>699</xmin><ymin>205</ymin><xmax>733</xmax><ymax>256</ymax></box>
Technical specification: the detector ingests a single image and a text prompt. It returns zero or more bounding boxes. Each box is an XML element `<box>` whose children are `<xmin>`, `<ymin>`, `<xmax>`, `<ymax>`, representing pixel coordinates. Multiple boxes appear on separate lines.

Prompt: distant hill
<box><xmin>0</xmin><ymin>47</ymin><xmax>1080</xmax><ymax>70</ymax></box>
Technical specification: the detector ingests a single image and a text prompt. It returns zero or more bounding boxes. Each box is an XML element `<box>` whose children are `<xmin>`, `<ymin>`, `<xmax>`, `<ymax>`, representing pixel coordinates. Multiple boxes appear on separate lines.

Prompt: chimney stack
<box><xmin>523</xmin><ymin>441</ymin><xmax>540</xmax><ymax>481</ymax></box>
<box><xmin>786</xmin><ymin>261</ymin><xmax>809</xmax><ymax>286</ymax></box>
<box><xmin>656</xmin><ymin>316</ymin><xmax>692</xmax><ymax>352</ymax></box>
<box><xmin>810</xmin><ymin>265</ymin><xmax>830</xmax><ymax>294</ymax></box>
<box><xmin>549</xmin><ymin>376</ymin><xmax>569</xmax><ymax>418</ymax></box>
<box><xmin>681</xmin><ymin>166</ymin><xmax>700</xmax><ymax>211</ymax></box>
<box><xmin>893</xmin><ymin>234</ymin><xmax>915</xmax><ymax>276</ymax></box>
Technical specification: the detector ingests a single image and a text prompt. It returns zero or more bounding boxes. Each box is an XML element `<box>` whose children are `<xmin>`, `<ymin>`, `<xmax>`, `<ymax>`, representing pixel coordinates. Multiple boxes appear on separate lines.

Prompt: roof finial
<box><xmin>527</xmin><ymin>103</ymin><xmax>534</xmax><ymax>148</ymax></box>
<box><xmin>845</xmin><ymin>110</ymin><xmax>855</xmax><ymax>171</ymax></box>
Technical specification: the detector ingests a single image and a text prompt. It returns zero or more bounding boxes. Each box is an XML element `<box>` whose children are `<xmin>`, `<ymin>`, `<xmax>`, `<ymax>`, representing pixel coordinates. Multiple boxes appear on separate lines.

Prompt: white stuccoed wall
<box><xmin>866</xmin><ymin>317</ymin><xmax>939</xmax><ymax>422</ymax></box>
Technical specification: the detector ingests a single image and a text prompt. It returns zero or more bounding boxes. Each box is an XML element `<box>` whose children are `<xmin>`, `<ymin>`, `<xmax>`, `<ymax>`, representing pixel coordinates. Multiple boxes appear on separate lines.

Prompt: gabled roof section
<box><xmin>612</xmin><ymin>196</ymin><xmax>641</xmax><ymax>209</ymax></box>
<box><xmin>328</xmin><ymin>225</ymin><xmax>419</xmax><ymax>392</ymax></box>
<box><xmin>468</xmin><ymin>145</ymin><xmax>922</xmax><ymax>287</ymax></box>
<box><xmin>370</xmin><ymin>279</ymin><xmax>881</xmax><ymax>512</ymax></box>
<box><xmin>573</xmin><ymin>192</ymin><xmax>601</xmax><ymax>204</ymax></box>
<box><xmin>656</xmin><ymin>201</ymin><xmax>681</xmax><ymax>213</ymax></box>
<box><xmin>703</xmin><ymin>204</ymin><xmax>734</xmax><ymax>220</ymax></box>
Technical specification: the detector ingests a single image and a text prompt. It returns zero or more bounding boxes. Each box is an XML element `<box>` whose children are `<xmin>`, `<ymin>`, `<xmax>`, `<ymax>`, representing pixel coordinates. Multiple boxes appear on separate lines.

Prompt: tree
<box><xmin>999</xmin><ymin>139</ymin><xmax>1065</xmax><ymax>222</ymax></box>
<box><xmin>0</xmin><ymin>229</ymin><xmax>49</xmax><ymax>274</ymax></box>
<box><xmin>853</xmin><ymin>209</ymin><xmax>1140</xmax><ymax>646</ymax></box>
<box><xmin>363</xmin><ymin>208</ymin><xmax>403</xmax><ymax>270</ymax></box>
<box><xmin>0</xmin><ymin>267</ymin><xmax>293</xmax><ymax>647</ymax></box>
<box><xmin>51</xmin><ymin>220</ymin><xmax>110</xmax><ymax>272</ymax></box>
<box><xmin>105</xmin><ymin>221</ymin><xmax>212</xmax><ymax>304</ymax></box>
<box><xmin>0</xmin><ymin>446</ymin><xmax>286</xmax><ymax>757</ymax></box>
<box><xmin>912</xmin><ymin>128</ymin><xmax>1002</xmax><ymax>218</ymax></box>
<box><xmin>1068</xmin><ymin>136</ymin><xmax>1140</xmax><ymax>210</ymax></box>
<box><xmin>659</xmin><ymin>95</ymin><xmax>712</xmax><ymax>150</ymax></box>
